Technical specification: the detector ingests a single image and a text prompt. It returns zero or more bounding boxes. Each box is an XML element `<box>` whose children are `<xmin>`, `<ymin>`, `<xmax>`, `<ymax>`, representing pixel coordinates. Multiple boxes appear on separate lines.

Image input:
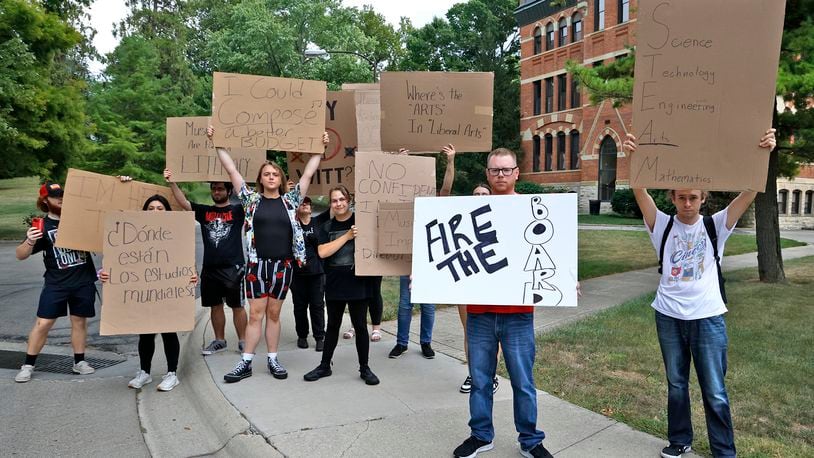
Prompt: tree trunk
<box><xmin>754</xmin><ymin>146</ymin><xmax>786</xmax><ymax>283</ymax></box>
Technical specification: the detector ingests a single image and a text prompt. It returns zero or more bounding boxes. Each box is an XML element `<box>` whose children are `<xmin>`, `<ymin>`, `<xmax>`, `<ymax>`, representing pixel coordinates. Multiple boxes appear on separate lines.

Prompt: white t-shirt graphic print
<box><xmin>647</xmin><ymin>208</ymin><xmax>733</xmax><ymax>320</ymax></box>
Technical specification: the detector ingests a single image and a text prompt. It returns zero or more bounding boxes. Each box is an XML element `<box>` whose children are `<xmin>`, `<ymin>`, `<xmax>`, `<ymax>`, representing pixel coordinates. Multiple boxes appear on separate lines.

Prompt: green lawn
<box><xmin>0</xmin><ymin>177</ymin><xmax>40</xmax><ymax>240</ymax></box>
<box><xmin>579</xmin><ymin>214</ymin><xmax>644</xmax><ymax>226</ymax></box>
<box><xmin>529</xmin><ymin>256</ymin><xmax>814</xmax><ymax>457</ymax></box>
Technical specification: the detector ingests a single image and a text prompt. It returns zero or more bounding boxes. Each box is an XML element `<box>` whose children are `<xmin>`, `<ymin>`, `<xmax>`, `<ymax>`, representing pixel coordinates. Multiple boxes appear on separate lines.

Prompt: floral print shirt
<box><xmin>238</xmin><ymin>182</ymin><xmax>306</xmax><ymax>266</ymax></box>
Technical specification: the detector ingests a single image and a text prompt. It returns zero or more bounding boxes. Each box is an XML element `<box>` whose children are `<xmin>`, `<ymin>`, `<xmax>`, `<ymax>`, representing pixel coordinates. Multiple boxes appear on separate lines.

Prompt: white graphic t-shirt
<box><xmin>647</xmin><ymin>208</ymin><xmax>733</xmax><ymax>320</ymax></box>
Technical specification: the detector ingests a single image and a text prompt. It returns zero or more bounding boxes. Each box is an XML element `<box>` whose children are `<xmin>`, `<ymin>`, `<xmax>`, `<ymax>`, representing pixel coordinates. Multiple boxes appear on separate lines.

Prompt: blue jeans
<box><xmin>467</xmin><ymin>312</ymin><xmax>545</xmax><ymax>451</ymax></box>
<box><xmin>655</xmin><ymin>311</ymin><xmax>735</xmax><ymax>457</ymax></box>
<box><xmin>396</xmin><ymin>276</ymin><xmax>435</xmax><ymax>346</ymax></box>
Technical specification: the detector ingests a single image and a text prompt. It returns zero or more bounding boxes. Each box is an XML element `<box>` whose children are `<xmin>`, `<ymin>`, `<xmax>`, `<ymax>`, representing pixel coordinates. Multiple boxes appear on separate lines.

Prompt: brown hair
<box><xmin>328</xmin><ymin>185</ymin><xmax>351</xmax><ymax>203</ymax></box>
<box><xmin>36</xmin><ymin>196</ymin><xmax>49</xmax><ymax>212</ymax></box>
<box><xmin>669</xmin><ymin>190</ymin><xmax>709</xmax><ymax>200</ymax></box>
<box><xmin>472</xmin><ymin>183</ymin><xmax>492</xmax><ymax>194</ymax></box>
<box><xmin>255</xmin><ymin>161</ymin><xmax>288</xmax><ymax>194</ymax></box>
<box><xmin>486</xmin><ymin>147</ymin><xmax>517</xmax><ymax>166</ymax></box>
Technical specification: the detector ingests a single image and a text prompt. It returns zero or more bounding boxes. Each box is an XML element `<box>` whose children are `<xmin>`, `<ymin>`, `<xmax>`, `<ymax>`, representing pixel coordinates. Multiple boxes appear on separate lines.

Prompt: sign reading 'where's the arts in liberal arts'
<box><xmin>411</xmin><ymin>194</ymin><xmax>578</xmax><ymax>307</ymax></box>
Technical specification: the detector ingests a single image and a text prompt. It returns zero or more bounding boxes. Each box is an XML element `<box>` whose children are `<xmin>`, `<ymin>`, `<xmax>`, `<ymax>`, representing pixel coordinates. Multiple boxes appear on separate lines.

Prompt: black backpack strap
<box><xmin>703</xmin><ymin>215</ymin><xmax>728</xmax><ymax>304</ymax></box>
<box><xmin>658</xmin><ymin>215</ymin><xmax>675</xmax><ymax>274</ymax></box>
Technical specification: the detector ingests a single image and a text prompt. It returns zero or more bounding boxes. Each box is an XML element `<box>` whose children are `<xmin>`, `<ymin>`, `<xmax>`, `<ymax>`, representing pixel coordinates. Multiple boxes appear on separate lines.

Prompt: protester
<box><xmin>303</xmin><ymin>185</ymin><xmax>379</xmax><ymax>385</ymax></box>
<box><xmin>99</xmin><ymin>193</ymin><xmax>197</xmax><ymax>392</ymax></box>
<box><xmin>164</xmin><ymin>170</ymin><xmax>247</xmax><ymax>356</ymax></box>
<box><xmin>291</xmin><ymin>196</ymin><xmax>328</xmax><ymax>351</ymax></box>
<box><xmin>14</xmin><ymin>182</ymin><xmax>98</xmax><ymax>383</ymax></box>
<box><xmin>624</xmin><ymin>129</ymin><xmax>776</xmax><ymax>458</ymax></box>
<box><xmin>209</xmin><ymin>127</ymin><xmax>327</xmax><ymax>383</ymax></box>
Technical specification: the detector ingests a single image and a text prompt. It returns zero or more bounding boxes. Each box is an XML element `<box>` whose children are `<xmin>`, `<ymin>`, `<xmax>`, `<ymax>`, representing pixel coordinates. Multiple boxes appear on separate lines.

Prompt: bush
<box><xmin>611</xmin><ymin>188</ymin><xmax>674</xmax><ymax>216</ymax></box>
<box><xmin>515</xmin><ymin>180</ymin><xmax>571</xmax><ymax>194</ymax></box>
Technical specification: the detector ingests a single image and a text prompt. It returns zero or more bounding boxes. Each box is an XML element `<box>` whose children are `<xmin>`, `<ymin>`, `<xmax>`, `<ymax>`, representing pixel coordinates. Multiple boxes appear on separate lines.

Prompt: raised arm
<box><xmin>318</xmin><ymin>225</ymin><xmax>356</xmax><ymax>259</ymax></box>
<box><xmin>724</xmin><ymin>128</ymin><xmax>777</xmax><ymax>229</ymax></box>
<box><xmin>207</xmin><ymin>126</ymin><xmax>245</xmax><ymax>192</ymax></box>
<box><xmin>298</xmin><ymin>132</ymin><xmax>329</xmax><ymax>197</ymax></box>
<box><xmin>623</xmin><ymin>134</ymin><xmax>658</xmax><ymax>231</ymax></box>
<box><xmin>163</xmin><ymin>169</ymin><xmax>192</xmax><ymax>211</ymax></box>
<box><xmin>439</xmin><ymin>144</ymin><xmax>456</xmax><ymax>197</ymax></box>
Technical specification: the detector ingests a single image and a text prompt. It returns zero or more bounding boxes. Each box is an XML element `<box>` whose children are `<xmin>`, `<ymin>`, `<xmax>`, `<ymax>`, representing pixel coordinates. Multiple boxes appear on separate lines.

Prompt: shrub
<box><xmin>515</xmin><ymin>180</ymin><xmax>571</xmax><ymax>194</ymax></box>
<box><xmin>611</xmin><ymin>188</ymin><xmax>674</xmax><ymax>216</ymax></box>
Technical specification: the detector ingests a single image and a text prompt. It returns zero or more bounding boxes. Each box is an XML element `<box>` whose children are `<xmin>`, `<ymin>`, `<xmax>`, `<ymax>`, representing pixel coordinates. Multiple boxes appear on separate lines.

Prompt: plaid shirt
<box><xmin>238</xmin><ymin>182</ymin><xmax>306</xmax><ymax>266</ymax></box>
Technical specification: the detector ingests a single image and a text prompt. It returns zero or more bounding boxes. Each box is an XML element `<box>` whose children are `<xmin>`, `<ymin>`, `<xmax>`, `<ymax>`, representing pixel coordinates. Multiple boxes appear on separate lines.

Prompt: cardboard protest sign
<box><xmin>165</xmin><ymin>116</ymin><xmax>266</xmax><ymax>182</ymax></box>
<box><xmin>211</xmin><ymin>72</ymin><xmax>327</xmax><ymax>153</ymax></box>
<box><xmin>56</xmin><ymin>169</ymin><xmax>182</xmax><ymax>253</ymax></box>
<box><xmin>380</xmin><ymin>72</ymin><xmax>493</xmax><ymax>153</ymax></box>
<box><xmin>100</xmin><ymin>211</ymin><xmax>196</xmax><ymax>335</ymax></box>
<box><xmin>411</xmin><ymin>194</ymin><xmax>578</xmax><ymax>306</ymax></box>
<box><xmin>354</xmin><ymin>152</ymin><xmax>436</xmax><ymax>275</ymax></box>
<box><xmin>377</xmin><ymin>202</ymin><xmax>414</xmax><ymax>255</ymax></box>
<box><xmin>286</xmin><ymin>91</ymin><xmax>357</xmax><ymax>194</ymax></box>
<box><xmin>631</xmin><ymin>0</ymin><xmax>785</xmax><ymax>191</ymax></box>
<box><xmin>343</xmin><ymin>83</ymin><xmax>381</xmax><ymax>152</ymax></box>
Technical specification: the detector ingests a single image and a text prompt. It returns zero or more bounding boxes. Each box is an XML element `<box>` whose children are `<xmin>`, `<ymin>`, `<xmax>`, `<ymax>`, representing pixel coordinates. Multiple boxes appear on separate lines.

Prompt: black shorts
<box><xmin>37</xmin><ymin>282</ymin><xmax>97</xmax><ymax>319</ymax></box>
<box><xmin>201</xmin><ymin>266</ymin><xmax>245</xmax><ymax>308</ymax></box>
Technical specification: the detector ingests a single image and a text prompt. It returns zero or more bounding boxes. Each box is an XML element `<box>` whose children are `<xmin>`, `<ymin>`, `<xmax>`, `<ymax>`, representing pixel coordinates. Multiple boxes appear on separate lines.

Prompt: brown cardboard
<box><xmin>354</xmin><ymin>152</ymin><xmax>436</xmax><ymax>275</ymax></box>
<box><xmin>343</xmin><ymin>83</ymin><xmax>381</xmax><ymax>152</ymax></box>
<box><xmin>165</xmin><ymin>116</ymin><xmax>266</xmax><ymax>182</ymax></box>
<box><xmin>377</xmin><ymin>202</ymin><xmax>414</xmax><ymax>255</ymax></box>
<box><xmin>55</xmin><ymin>169</ymin><xmax>183</xmax><ymax>253</ymax></box>
<box><xmin>211</xmin><ymin>72</ymin><xmax>327</xmax><ymax>153</ymax></box>
<box><xmin>631</xmin><ymin>0</ymin><xmax>785</xmax><ymax>191</ymax></box>
<box><xmin>380</xmin><ymin>72</ymin><xmax>494</xmax><ymax>153</ymax></box>
<box><xmin>286</xmin><ymin>91</ymin><xmax>357</xmax><ymax>195</ymax></box>
<box><xmin>100</xmin><ymin>211</ymin><xmax>196</xmax><ymax>335</ymax></box>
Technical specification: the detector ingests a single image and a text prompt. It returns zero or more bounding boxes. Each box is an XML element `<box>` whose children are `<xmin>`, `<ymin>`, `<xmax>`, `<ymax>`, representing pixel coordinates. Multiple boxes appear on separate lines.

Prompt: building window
<box><xmin>545</xmin><ymin>23</ymin><xmax>555</xmax><ymax>50</ymax></box>
<box><xmin>545</xmin><ymin>77</ymin><xmax>553</xmax><ymax>113</ymax></box>
<box><xmin>594</xmin><ymin>0</ymin><xmax>605</xmax><ymax>32</ymax></box>
<box><xmin>791</xmin><ymin>190</ymin><xmax>801</xmax><ymax>214</ymax></box>
<box><xmin>618</xmin><ymin>0</ymin><xmax>630</xmax><ymax>23</ymax></box>
<box><xmin>533</xmin><ymin>80</ymin><xmax>542</xmax><ymax>115</ymax></box>
<box><xmin>570</xmin><ymin>75</ymin><xmax>581</xmax><ymax>108</ymax></box>
<box><xmin>533</xmin><ymin>26</ymin><xmax>542</xmax><ymax>54</ymax></box>
<box><xmin>805</xmin><ymin>191</ymin><xmax>813</xmax><ymax>214</ymax></box>
<box><xmin>532</xmin><ymin>135</ymin><xmax>541</xmax><ymax>172</ymax></box>
<box><xmin>557</xmin><ymin>74</ymin><xmax>567</xmax><ymax>111</ymax></box>
<box><xmin>558</xmin><ymin>18</ymin><xmax>568</xmax><ymax>47</ymax></box>
<box><xmin>557</xmin><ymin>132</ymin><xmax>566</xmax><ymax>170</ymax></box>
<box><xmin>572</xmin><ymin>12</ymin><xmax>583</xmax><ymax>41</ymax></box>
<box><xmin>778</xmin><ymin>189</ymin><xmax>788</xmax><ymax>214</ymax></box>
<box><xmin>570</xmin><ymin>131</ymin><xmax>580</xmax><ymax>169</ymax></box>
<box><xmin>598</xmin><ymin>135</ymin><xmax>617</xmax><ymax>201</ymax></box>
<box><xmin>544</xmin><ymin>134</ymin><xmax>553</xmax><ymax>171</ymax></box>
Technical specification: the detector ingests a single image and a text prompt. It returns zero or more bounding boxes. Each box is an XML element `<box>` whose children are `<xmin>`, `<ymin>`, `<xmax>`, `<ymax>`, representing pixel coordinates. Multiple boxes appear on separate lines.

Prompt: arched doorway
<box><xmin>598</xmin><ymin>135</ymin><xmax>617</xmax><ymax>201</ymax></box>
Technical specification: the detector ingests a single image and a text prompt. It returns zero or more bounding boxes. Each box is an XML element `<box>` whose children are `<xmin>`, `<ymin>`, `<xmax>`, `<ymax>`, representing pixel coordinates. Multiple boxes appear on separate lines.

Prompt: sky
<box><xmin>87</xmin><ymin>0</ymin><xmax>460</xmax><ymax>73</ymax></box>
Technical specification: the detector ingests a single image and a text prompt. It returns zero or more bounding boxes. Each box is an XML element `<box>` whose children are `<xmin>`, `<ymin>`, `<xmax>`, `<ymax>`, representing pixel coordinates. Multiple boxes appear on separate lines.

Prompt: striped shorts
<box><xmin>245</xmin><ymin>259</ymin><xmax>294</xmax><ymax>300</ymax></box>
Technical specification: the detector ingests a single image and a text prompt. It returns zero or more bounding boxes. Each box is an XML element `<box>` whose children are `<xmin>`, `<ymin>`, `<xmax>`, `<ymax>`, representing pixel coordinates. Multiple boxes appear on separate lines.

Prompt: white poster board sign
<box><xmin>411</xmin><ymin>194</ymin><xmax>578</xmax><ymax>306</ymax></box>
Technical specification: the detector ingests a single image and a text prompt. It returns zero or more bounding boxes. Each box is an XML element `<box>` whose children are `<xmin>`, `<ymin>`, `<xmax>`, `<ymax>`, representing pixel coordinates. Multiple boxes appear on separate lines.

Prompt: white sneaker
<box><xmin>157</xmin><ymin>372</ymin><xmax>180</xmax><ymax>391</ymax></box>
<box><xmin>72</xmin><ymin>360</ymin><xmax>95</xmax><ymax>375</ymax></box>
<box><xmin>128</xmin><ymin>370</ymin><xmax>153</xmax><ymax>389</ymax></box>
<box><xmin>15</xmin><ymin>364</ymin><xmax>34</xmax><ymax>383</ymax></box>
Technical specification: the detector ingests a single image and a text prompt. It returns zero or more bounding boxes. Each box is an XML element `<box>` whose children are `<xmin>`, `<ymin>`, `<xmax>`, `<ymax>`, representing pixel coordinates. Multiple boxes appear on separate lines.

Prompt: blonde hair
<box><xmin>486</xmin><ymin>147</ymin><xmax>517</xmax><ymax>166</ymax></box>
<box><xmin>255</xmin><ymin>162</ymin><xmax>288</xmax><ymax>194</ymax></box>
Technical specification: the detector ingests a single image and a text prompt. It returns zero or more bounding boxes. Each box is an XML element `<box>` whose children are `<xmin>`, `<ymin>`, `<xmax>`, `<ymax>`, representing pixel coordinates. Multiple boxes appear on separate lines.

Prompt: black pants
<box><xmin>321</xmin><ymin>299</ymin><xmax>369</xmax><ymax>368</ymax></box>
<box><xmin>291</xmin><ymin>274</ymin><xmax>326</xmax><ymax>340</ymax></box>
<box><xmin>367</xmin><ymin>276</ymin><xmax>383</xmax><ymax>326</ymax></box>
<box><xmin>138</xmin><ymin>333</ymin><xmax>180</xmax><ymax>373</ymax></box>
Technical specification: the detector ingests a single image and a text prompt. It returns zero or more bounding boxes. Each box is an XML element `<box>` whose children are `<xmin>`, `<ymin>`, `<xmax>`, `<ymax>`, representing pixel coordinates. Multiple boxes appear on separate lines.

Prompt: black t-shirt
<box><xmin>294</xmin><ymin>210</ymin><xmax>329</xmax><ymax>276</ymax></box>
<box><xmin>253</xmin><ymin>196</ymin><xmax>293</xmax><ymax>260</ymax></box>
<box><xmin>192</xmin><ymin>203</ymin><xmax>245</xmax><ymax>267</ymax></box>
<box><xmin>30</xmin><ymin>216</ymin><xmax>97</xmax><ymax>287</ymax></box>
<box><xmin>317</xmin><ymin>213</ymin><xmax>367</xmax><ymax>301</ymax></box>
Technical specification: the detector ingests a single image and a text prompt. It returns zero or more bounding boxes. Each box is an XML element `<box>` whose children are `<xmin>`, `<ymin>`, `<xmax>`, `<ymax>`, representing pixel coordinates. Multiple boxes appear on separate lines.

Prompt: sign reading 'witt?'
<box><xmin>380</xmin><ymin>72</ymin><xmax>493</xmax><ymax>153</ymax></box>
<box><xmin>165</xmin><ymin>116</ymin><xmax>266</xmax><ymax>182</ymax></box>
<box><xmin>101</xmin><ymin>211</ymin><xmax>196</xmax><ymax>335</ymax></box>
<box><xmin>211</xmin><ymin>72</ymin><xmax>327</xmax><ymax>153</ymax></box>
<box><xmin>411</xmin><ymin>194</ymin><xmax>578</xmax><ymax>307</ymax></box>
<box><xmin>631</xmin><ymin>0</ymin><xmax>785</xmax><ymax>191</ymax></box>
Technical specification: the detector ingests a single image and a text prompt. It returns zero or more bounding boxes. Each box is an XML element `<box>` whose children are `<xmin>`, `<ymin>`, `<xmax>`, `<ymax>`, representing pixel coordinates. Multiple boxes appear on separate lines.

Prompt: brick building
<box><xmin>777</xmin><ymin>164</ymin><xmax>814</xmax><ymax>229</ymax></box>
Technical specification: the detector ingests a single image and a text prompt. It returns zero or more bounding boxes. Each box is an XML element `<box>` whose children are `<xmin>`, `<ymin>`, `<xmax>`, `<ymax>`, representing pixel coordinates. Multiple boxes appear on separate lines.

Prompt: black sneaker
<box><xmin>315</xmin><ymin>338</ymin><xmax>324</xmax><ymax>352</ymax></box>
<box><xmin>661</xmin><ymin>444</ymin><xmax>692</xmax><ymax>458</ymax></box>
<box><xmin>224</xmin><ymin>359</ymin><xmax>252</xmax><ymax>383</ymax></box>
<box><xmin>460</xmin><ymin>375</ymin><xmax>472</xmax><ymax>393</ymax></box>
<box><xmin>493</xmin><ymin>376</ymin><xmax>499</xmax><ymax>394</ymax></box>
<box><xmin>421</xmin><ymin>343</ymin><xmax>435</xmax><ymax>359</ymax></box>
<box><xmin>303</xmin><ymin>364</ymin><xmax>332</xmax><ymax>381</ymax></box>
<box><xmin>388</xmin><ymin>344</ymin><xmax>408</xmax><ymax>359</ymax></box>
<box><xmin>453</xmin><ymin>436</ymin><xmax>493</xmax><ymax>458</ymax></box>
<box><xmin>359</xmin><ymin>366</ymin><xmax>380</xmax><ymax>385</ymax></box>
<box><xmin>297</xmin><ymin>337</ymin><xmax>308</xmax><ymax>349</ymax></box>
<box><xmin>520</xmin><ymin>442</ymin><xmax>553</xmax><ymax>458</ymax></box>
<box><xmin>267</xmin><ymin>356</ymin><xmax>288</xmax><ymax>379</ymax></box>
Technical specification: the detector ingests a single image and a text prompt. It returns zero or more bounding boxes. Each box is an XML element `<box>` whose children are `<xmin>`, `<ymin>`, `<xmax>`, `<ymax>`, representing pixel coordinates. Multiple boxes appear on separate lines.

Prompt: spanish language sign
<box><xmin>286</xmin><ymin>91</ymin><xmax>357</xmax><ymax>194</ymax></box>
<box><xmin>165</xmin><ymin>116</ymin><xmax>266</xmax><ymax>182</ymax></box>
<box><xmin>631</xmin><ymin>0</ymin><xmax>785</xmax><ymax>191</ymax></box>
<box><xmin>411</xmin><ymin>194</ymin><xmax>578</xmax><ymax>306</ymax></box>
<box><xmin>100</xmin><ymin>211</ymin><xmax>196</xmax><ymax>335</ymax></box>
<box><xmin>354</xmin><ymin>152</ymin><xmax>436</xmax><ymax>275</ymax></box>
<box><xmin>56</xmin><ymin>169</ymin><xmax>182</xmax><ymax>253</ymax></box>
<box><xmin>211</xmin><ymin>72</ymin><xmax>327</xmax><ymax>153</ymax></box>
<box><xmin>380</xmin><ymin>72</ymin><xmax>493</xmax><ymax>153</ymax></box>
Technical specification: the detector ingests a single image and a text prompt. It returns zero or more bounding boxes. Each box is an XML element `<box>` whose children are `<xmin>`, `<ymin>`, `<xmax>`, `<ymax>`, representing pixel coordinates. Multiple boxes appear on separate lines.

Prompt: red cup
<box><xmin>31</xmin><ymin>217</ymin><xmax>44</xmax><ymax>233</ymax></box>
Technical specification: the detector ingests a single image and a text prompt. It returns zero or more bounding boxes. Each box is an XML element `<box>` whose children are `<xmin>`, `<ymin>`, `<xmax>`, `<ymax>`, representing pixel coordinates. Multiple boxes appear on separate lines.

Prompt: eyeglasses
<box><xmin>486</xmin><ymin>166</ymin><xmax>518</xmax><ymax>176</ymax></box>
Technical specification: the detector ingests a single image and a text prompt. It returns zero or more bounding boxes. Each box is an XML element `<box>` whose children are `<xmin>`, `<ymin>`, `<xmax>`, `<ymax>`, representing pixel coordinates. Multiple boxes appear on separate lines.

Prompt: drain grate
<box><xmin>0</xmin><ymin>350</ymin><xmax>126</xmax><ymax>374</ymax></box>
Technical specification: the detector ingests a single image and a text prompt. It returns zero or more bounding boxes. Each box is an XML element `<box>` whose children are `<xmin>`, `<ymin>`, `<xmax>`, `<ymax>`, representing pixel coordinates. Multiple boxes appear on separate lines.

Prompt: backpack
<box><xmin>658</xmin><ymin>215</ymin><xmax>727</xmax><ymax>304</ymax></box>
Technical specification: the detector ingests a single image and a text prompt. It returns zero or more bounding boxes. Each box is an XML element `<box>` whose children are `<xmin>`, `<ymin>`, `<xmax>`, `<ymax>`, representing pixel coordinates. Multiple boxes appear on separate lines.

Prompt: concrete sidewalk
<box><xmin>189</xmin><ymin>243</ymin><xmax>814</xmax><ymax>458</ymax></box>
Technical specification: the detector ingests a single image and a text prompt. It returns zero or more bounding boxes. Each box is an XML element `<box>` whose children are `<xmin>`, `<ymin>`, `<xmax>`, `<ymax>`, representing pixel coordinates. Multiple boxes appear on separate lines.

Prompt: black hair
<box><xmin>210</xmin><ymin>181</ymin><xmax>234</xmax><ymax>195</ymax></box>
<box><xmin>142</xmin><ymin>194</ymin><xmax>173</xmax><ymax>211</ymax></box>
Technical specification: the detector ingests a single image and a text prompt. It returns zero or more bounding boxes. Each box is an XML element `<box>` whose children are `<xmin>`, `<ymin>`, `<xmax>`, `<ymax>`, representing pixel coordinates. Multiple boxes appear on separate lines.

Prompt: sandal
<box><xmin>343</xmin><ymin>328</ymin><xmax>355</xmax><ymax>339</ymax></box>
<box><xmin>370</xmin><ymin>330</ymin><xmax>382</xmax><ymax>342</ymax></box>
